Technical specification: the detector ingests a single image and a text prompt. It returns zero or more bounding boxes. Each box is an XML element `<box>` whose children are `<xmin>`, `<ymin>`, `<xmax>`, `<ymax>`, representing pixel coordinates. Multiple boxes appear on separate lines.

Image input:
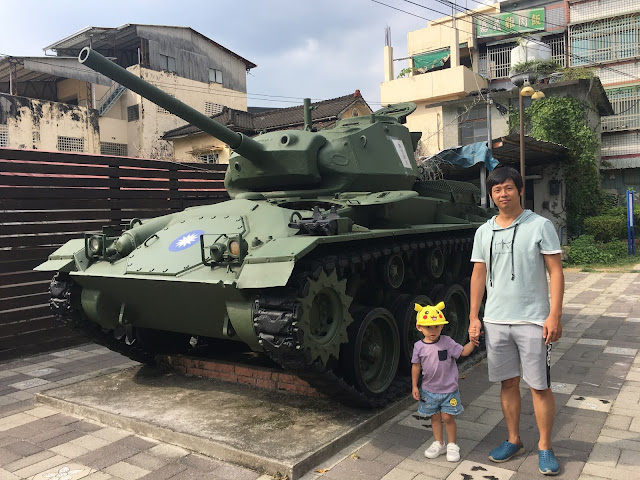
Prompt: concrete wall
<box><xmin>0</xmin><ymin>93</ymin><xmax>99</xmax><ymax>153</ymax></box>
<box><xmin>381</xmin><ymin>66</ymin><xmax>488</xmax><ymax>105</ymax></box>
<box><xmin>172</xmin><ymin>133</ymin><xmax>231</xmax><ymax>164</ymax></box>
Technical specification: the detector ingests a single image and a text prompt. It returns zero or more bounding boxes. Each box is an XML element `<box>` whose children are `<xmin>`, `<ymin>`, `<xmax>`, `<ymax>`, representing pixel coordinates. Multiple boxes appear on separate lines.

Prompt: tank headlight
<box><xmin>228</xmin><ymin>240</ymin><xmax>241</xmax><ymax>257</ymax></box>
<box><xmin>88</xmin><ymin>235</ymin><xmax>103</xmax><ymax>254</ymax></box>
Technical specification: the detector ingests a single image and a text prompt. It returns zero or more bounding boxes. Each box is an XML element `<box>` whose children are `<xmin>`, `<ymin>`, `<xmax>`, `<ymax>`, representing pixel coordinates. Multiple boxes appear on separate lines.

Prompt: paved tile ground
<box><xmin>0</xmin><ymin>271</ymin><xmax>639</xmax><ymax>480</ymax></box>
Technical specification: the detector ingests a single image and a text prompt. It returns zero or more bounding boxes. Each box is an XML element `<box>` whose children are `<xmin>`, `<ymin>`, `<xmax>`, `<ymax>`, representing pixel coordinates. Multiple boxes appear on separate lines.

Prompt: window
<box><xmin>196</xmin><ymin>152</ymin><xmax>219</xmax><ymax>164</ymax></box>
<box><xmin>100</xmin><ymin>142</ymin><xmax>128</xmax><ymax>156</ymax></box>
<box><xmin>57</xmin><ymin>136</ymin><xmax>84</xmax><ymax>152</ymax></box>
<box><xmin>602</xmin><ymin>85</ymin><xmax>640</xmax><ymax>132</ymax></box>
<box><xmin>209</xmin><ymin>68</ymin><xmax>223</xmax><ymax>84</ymax></box>
<box><xmin>352</xmin><ymin>108</ymin><xmax>360</xmax><ymax>117</ymax></box>
<box><xmin>569</xmin><ymin>14</ymin><xmax>640</xmax><ymax>66</ymax></box>
<box><xmin>0</xmin><ymin>125</ymin><xmax>8</xmax><ymax>147</ymax></box>
<box><xmin>159</xmin><ymin>54</ymin><xmax>176</xmax><ymax>73</ymax></box>
<box><xmin>458</xmin><ymin>106</ymin><xmax>487</xmax><ymax>145</ymax></box>
<box><xmin>127</xmin><ymin>104</ymin><xmax>140</xmax><ymax>122</ymax></box>
<box><xmin>204</xmin><ymin>102</ymin><xmax>223</xmax><ymax>116</ymax></box>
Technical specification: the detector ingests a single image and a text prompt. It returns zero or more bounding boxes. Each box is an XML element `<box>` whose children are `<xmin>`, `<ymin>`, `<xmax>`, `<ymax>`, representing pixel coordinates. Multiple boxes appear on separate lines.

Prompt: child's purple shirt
<box><xmin>411</xmin><ymin>335</ymin><xmax>463</xmax><ymax>394</ymax></box>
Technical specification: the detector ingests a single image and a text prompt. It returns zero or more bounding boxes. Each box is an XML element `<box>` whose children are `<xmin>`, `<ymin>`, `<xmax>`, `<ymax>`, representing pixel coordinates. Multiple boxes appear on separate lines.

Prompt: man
<box><xmin>468</xmin><ymin>166</ymin><xmax>564</xmax><ymax>476</ymax></box>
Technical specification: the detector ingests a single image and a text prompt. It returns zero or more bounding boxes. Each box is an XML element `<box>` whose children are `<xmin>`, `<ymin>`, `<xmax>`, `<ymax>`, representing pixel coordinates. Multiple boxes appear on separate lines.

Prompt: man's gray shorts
<box><xmin>484</xmin><ymin>322</ymin><xmax>552</xmax><ymax>391</ymax></box>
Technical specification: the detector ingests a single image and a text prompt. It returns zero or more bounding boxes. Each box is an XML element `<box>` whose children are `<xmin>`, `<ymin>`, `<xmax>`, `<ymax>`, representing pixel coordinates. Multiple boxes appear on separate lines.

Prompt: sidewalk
<box><xmin>0</xmin><ymin>271</ymin><xmax>639</xmax><ymax>480</ymax></box>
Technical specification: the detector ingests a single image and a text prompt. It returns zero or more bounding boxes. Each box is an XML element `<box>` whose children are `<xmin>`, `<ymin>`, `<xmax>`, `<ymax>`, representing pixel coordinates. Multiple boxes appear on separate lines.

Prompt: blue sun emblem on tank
<box><xmin>169</xmin><ymin>230</ymin><xmax>205</xmax><ymax>252</ymax></box>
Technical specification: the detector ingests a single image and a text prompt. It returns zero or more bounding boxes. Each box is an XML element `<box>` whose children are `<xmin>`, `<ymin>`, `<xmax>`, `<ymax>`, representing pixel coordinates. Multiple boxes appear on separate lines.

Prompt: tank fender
<box><xmin>236</xmin><ymin>235</ymin><xmax>318</xmax><ymax>288</ymax></box>
<box><xmin>34</xmin><ymin>239</ymin><xmax>88</xmax><ymax>272</ymax></box>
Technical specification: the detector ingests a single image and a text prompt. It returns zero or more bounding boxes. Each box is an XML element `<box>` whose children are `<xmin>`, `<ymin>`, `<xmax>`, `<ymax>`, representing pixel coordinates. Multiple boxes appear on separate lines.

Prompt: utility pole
<box><xmin>482</xmin><ymin>91</ymin><xmax>491</xmax><ymax>209</ymax></box>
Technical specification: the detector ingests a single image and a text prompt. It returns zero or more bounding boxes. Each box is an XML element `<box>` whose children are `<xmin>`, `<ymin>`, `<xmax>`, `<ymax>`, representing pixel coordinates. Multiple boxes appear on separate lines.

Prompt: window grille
<box><xmin>157</xmin><ymin>95</ymin><xmax>175</xmax><ymax>115</ymax></box>
<box><xmin>57</xmin><ymin>136</ymin><xmax>84</xmax><ymax>152</ymax></box>
<box><xmin>32</xmin><ymin>131</ymin><xmax>40</xmax><ymax>146</ymax></box>
<box><xmin>208</xmin><ymin>68</ymin><xmax>223</xmax><ymax>84</ymax></box>
<box><xmin>204</xmin><ymin>102</ymin><xmax>223</xmax><ymax>116</ymax></box>
<box><xmin>544</xmin><ymin>35</ymin><xmax>567</xmax><ymax>68</ymax></box>
<box><xmin>570</xmin><ymin>0</ymin><xmax>638</xmax><ymax>25</ymax></box>
<box><xmin>602</xmin><ymin>85</ymin><xmax>640</xmax><ymax>132</ymax></box>
<box><xmin>0</xmin><ymin>125</ymin><xmax>8</xmax><ymax>147</ymax></box>
<box><xmin>601</xmin><ymin>131</ymin><xmax>640</xmax><ymax>157</ymax></box>
<box><xmin>569</xmin><ymin>14</ymin><xmax>640</xmax><ymax>66</ymax></box>
<box><xmin>458</xmin><ymin>106</ymin><xmax>487</xmax><ymax>145</ymax></box>
<box><xmin>100</xmin><ymin>142</ymin><xmax>128</xmax><ymax>156</ymax></box>
<box><xmin>478</xmin><ymin>51</ymin><xmax>488</xmax><ymax>78</ymax></box>
<box><xmin>485</xmin><ymin>43</ymin><xmax>516</xmax><ymax>79</ymax></box>
<box><xmin>196</xmin><ymin>152</ymin><xmax>219</xmax><ymax>164</ymax></box>
<box><xmin>127</xmin><ymin>104</ymin><xmax>140</xmax><ymax>122</ymax></box>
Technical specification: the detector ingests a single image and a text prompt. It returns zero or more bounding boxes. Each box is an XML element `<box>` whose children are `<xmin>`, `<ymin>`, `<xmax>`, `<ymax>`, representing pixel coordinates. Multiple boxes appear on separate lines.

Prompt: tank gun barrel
<box><xmin>78</xmin><ymin>47</ymin><xmax>264</xmax><ymax>160</ymax></box>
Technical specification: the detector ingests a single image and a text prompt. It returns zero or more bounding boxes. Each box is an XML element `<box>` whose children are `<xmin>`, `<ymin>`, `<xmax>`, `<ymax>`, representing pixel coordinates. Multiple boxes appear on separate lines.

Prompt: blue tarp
<box><xmin>427</xmin><ymin>141</ymin><xmax>499</xmax><ymax>171</ymax></box>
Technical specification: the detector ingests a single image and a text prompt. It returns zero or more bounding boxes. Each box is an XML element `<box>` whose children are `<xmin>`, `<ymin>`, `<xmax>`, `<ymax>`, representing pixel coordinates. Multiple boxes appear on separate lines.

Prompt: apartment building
<box><xmin>381</xmin><ymin>0</ymin><xmax>637</xmax><ymax>201</ymax></box>
<box><xmin>567</xmin><ymin>1</ymin><xmax>640</xmax><ymax>196</ymax></box>
<box><xmin>0</xmin><ymin>24</ymin><xmax>256</xmax><ymax>160</ymax></box>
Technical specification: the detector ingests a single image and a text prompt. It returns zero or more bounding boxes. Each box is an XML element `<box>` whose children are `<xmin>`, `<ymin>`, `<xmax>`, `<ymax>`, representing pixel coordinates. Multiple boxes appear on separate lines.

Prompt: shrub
<box><xmin>567</xmin><ymin>235</ymin><xmax>613</xmax><ymax>265</ymax></box>
<box><xmin>603</xmin><ymin>240</ymin><xmax>630</xmax><ymax>259</ymax></box>
<box><xmin>583</xmin><ymin>215</ymin><xmax>627</xmax><ymax>242</ymax></box>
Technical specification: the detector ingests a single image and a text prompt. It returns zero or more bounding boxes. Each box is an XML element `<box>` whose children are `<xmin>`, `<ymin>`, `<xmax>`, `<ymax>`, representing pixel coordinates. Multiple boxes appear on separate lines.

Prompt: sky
<box><xmin>1</xmin><ymin>0</ymin><xmax>487</xmax><ymax>109</ymax></box>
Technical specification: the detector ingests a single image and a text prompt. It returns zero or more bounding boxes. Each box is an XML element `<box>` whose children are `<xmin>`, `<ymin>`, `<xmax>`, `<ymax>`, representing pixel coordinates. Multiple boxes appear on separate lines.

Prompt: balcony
<box><xmin>380</xmin><ymin>65</ymin><xmax>488</xmax><ymax>105</ymax></box>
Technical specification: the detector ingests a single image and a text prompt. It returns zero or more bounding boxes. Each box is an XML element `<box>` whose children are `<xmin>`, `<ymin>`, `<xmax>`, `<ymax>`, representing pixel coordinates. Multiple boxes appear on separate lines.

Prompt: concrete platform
<box><xmin>35</xmin><ymin>365</ymin><xmax>413</xmax><ymax>479</ymax></box>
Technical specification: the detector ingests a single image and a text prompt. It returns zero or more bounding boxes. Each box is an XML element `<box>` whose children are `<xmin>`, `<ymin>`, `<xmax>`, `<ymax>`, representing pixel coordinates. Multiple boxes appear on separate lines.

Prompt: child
<box><xmin>411</xmin><ymin>301</ymin><xmax>475</xmax><ymax>462</ymax></box>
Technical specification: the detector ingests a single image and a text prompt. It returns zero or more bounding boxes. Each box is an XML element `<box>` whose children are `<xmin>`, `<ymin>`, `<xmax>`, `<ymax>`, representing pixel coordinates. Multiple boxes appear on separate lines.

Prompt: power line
<box><xmin>0</xmin><ymin>52</ymin><xmax>351</xmax><ymax>107</ymax></box>
<box><xmin>375</xmin><ymin>0</ymin><xmax>640</xmax><ymax>118</ymax></box>
<box><xmin>431</xmin><ymin>0</ymin><xmax>640</xmax><ymax>81</ymax></box>
<box><xmin>384</xmin><ymin>0</ymin><xmax>640</xmax><ymax>83</ymax></box>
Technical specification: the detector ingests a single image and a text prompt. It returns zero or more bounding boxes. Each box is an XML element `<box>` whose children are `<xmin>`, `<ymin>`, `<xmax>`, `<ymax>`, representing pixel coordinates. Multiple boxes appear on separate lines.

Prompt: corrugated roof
<box><xmin>163</xmin><ymin>92</ymin><xmax>371</xmax><ymax>139</ymax></box>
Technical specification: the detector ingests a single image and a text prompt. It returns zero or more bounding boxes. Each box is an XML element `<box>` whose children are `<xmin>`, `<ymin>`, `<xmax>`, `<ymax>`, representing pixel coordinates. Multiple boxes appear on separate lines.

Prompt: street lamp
<box><xmin>518</xmin><ymin>80</ymin><xmax>545</xmax><ymax>208</ymax></box>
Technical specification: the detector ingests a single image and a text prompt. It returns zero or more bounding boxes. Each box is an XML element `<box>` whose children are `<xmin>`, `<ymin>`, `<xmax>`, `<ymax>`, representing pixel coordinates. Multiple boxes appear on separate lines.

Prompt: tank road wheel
<box><xmin>341</xmin><ymin>307</ymin><xmax>400</xmax><ymax>396</ymax></box>
<box><xmin>390</xmin><ymin>294</ymin><xmax>432</xmax><ymax>374</ymax></box>
<box><xmin>296</xmin><ymin>269</ymin><xmax>354</xmax><ymax>367</ymax></box>
<box><xmin>425</xmin><ymin>247</ymin><xmax>445</xmax><ymax>280</ymax></box>
<box><xmin>382</xmin><ymin>254</ymin><xmax>405</xmax><ymax>289</ymax></box>
<box><xmin>437</xmin><ymin>284</ymin><xmax>470</xmax><ymax>345</ymax></box>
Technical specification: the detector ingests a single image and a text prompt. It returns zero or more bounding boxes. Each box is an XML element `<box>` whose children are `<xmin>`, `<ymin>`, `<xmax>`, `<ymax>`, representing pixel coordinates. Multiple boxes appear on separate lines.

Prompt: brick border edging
<box><xmin>157</xmin><ymin>355</ymin><xmax>325</xmax><ymax>398</ymax></box>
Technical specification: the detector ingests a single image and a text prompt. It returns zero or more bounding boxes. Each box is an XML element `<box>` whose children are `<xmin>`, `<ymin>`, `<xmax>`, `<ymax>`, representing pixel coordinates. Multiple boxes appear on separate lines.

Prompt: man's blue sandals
<box><xmin>488</xmin><ymin>441</ymin><xmax>525</xmax><ymax>462</ymax></box>
<box><xmin>489</xmin><ymin>441</ymin><xmax>560</xmax><ymax>475</ymax></box>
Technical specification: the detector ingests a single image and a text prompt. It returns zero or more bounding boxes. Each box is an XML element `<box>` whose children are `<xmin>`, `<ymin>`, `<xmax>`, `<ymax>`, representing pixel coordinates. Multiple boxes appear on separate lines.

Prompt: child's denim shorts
<box><xmin>417</xmin><ymin>388</ymin><xmax>464</xmax><ymax>417</ymax></box>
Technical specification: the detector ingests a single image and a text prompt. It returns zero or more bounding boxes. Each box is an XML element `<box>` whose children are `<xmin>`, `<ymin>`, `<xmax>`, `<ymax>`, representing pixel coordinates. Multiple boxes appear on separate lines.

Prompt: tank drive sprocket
<box><xmin>295</xmin><ymin>269</ymin><xmax>353</xmax><ymax>366</ymax></box>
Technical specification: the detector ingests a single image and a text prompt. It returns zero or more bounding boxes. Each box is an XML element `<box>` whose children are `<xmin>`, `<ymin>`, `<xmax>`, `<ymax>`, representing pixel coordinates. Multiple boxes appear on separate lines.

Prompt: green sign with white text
<box><xmin>476</xmin><ymin>8</ymin><xmax>545</xmax><ymax>38</ymax></box>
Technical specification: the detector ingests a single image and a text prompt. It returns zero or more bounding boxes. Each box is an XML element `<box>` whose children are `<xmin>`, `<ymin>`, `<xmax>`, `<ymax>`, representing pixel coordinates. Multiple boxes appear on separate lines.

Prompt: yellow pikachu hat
<box><xmin>414</xmin><ymin>301</ymin><xmax>448</xmax><ymax>326</ymax></box>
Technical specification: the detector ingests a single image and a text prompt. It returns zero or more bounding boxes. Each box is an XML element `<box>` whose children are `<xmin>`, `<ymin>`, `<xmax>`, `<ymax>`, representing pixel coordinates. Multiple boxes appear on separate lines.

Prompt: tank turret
<box><xmin>79</xmin><ymin>47</ymin><xmax>419</xmax><ymax>199</ymax></box>
<box><xmin>36</xmin><ymin>47</ymin><xmax>492</xmax><ymax>408</ymax></box>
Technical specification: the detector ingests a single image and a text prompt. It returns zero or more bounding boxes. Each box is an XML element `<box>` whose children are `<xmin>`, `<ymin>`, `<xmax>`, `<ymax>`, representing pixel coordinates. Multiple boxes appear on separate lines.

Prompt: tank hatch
<box><xmin>125</xmin><ymin>216</ymin><xmax>244</xmax><ymax>276</ymax></box>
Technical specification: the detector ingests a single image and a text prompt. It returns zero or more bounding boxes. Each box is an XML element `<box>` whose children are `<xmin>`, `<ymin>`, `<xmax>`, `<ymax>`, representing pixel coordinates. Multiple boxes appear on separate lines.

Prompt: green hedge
<box><xmin>583</xmin><ymin>215</ymin><xmax>627</xmax><ymax>242</ymax></box>
<box><xmin>567</xmin><ymin>235</ymin><xmax>630</xmax><ymax>265</ymax></box>
<box><xmin>583</xmin><ymin>206</ymin><xmax>638</xmax><ymax>243</ymax></box>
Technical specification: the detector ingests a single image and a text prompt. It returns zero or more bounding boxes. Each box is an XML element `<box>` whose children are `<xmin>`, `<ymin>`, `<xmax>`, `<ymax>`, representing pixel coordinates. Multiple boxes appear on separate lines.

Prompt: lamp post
<box><xmin>518</xmin><ymin>81</ymin><xmax>545</xmax><ymax>208</ymax></box>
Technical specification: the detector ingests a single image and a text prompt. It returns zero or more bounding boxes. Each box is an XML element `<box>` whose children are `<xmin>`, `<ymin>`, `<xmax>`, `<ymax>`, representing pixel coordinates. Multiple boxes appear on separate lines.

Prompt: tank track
<box><xmin>253</xmin><ymin>230</ymin><xmax>475</xmax><ymax>408</ymax></box>
<box><xmin>49</xmin><ymin>272</ymin><xmax>156</xmax><ymax>364</ymax></box>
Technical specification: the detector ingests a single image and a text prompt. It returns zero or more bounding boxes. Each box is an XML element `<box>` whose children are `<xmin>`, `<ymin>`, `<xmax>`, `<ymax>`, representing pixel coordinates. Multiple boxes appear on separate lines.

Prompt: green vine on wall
<box><xmin>508</xmin><ymin>97</ymin><xmax>602</xmax><ymax>234</ymax></box>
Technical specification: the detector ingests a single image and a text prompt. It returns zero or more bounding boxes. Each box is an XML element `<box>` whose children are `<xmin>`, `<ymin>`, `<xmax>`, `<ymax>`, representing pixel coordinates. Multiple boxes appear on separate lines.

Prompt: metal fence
<box><xmin>478</xmin><ymin>35</ymin><xmax>566</xmax><ymax>80</ymax></box>
<box><xmin>0</xmin><ymin>148</ymin><xmax>227</xmax><ymax>361</ymax></box>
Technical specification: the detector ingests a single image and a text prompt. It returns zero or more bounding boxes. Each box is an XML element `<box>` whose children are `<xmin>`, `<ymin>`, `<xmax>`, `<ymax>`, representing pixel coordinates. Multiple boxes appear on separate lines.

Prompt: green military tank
<box><xmin>37</xmin><ymin>47</ymin><xmax>490</xmax><ymax>407</ymax></box>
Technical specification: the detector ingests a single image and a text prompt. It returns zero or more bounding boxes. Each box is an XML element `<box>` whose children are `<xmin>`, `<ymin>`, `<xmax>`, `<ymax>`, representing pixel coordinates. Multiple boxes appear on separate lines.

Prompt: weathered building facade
<box><xmin>163</xmin><ymin>91</ymin><xmax>372</xmax><ymax>164</ymax></box>
<box><xmin>0</xmin><ymin>24</ymin><xmax>255</xmax><ymax>159</ymax></box>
